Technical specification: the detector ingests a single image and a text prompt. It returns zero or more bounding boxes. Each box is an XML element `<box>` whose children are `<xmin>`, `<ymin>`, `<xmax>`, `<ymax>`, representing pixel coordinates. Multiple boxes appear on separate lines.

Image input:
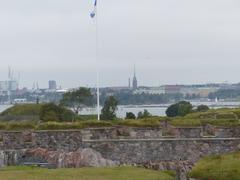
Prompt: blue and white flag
<box><xmin>90</xmin><ymin>0</ymin><xmax>97</xmax><ymax>18</ymax></box>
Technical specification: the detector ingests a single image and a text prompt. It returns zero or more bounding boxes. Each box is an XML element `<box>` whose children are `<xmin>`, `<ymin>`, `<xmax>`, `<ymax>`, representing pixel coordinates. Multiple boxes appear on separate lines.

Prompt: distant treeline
<box><xmin>208</xmin><ymin>89</ymin><xmax>240</xmax><ymax>100</ymax></box>
<box><xmin>99</xmin><ymin>91</ymin><xmax>183</xmax><ymax>105</ymax></box>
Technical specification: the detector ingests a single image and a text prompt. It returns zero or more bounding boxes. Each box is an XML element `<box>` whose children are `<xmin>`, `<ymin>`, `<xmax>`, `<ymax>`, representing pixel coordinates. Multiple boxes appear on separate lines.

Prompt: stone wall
<box><xmin>83</xmin><ymin>139</ymin><xmax>240</xmax><ymax>164</ymax></box>
<box><xmin>0</xmin><ymin>126</ymin><xmax>239</xmax><ymax>167</ymax></box>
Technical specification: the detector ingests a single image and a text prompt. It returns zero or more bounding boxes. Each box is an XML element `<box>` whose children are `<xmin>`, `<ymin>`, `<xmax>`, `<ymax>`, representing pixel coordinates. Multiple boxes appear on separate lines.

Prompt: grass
<box><xmin>189</xmin><ymin>152</ymin><xmax>240</xmax><ymax>180</ymax></box>
<box><xmin>1</xmin><ymin>104</ymin><xmax>42</xmax><ymax>116</ymax></box>
<box><xmin>117</xmin><ymin>118</ymin><xmax>162</xmax><ymax>127</ymax></box>
<box><xmin>2</xmin><ymin>104</ymin><xmax>240</xmax><ymax>129</ymax></box>
<box><xmin>168</xmin><ymin>108</ymin><xmax>240</xmax><ymax>127</ymax></box>
<box><xmin>0</xmin><ymin>166</ymin><xmax>175</xmax><ymax>180</ymax></box>
<box><xmin>37</xmin><ymin>121</ymin><xmax>112</xmax><ymax>130</ymax></box>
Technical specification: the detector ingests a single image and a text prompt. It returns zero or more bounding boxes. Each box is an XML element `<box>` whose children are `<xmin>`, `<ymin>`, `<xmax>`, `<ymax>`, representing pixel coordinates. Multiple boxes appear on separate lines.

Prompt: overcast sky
<box><xmin>0</xmin><ymin>0</ymin><xmax>240</xmax><ymax>88</ymax></box>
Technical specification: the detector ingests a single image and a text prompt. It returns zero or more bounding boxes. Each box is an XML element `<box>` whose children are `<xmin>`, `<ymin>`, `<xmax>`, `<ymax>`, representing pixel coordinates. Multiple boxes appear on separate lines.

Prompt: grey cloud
<box><xmin>0</xmin><ymin>0</ymin><xmax>240</xmax><ymax>88</ymax></box>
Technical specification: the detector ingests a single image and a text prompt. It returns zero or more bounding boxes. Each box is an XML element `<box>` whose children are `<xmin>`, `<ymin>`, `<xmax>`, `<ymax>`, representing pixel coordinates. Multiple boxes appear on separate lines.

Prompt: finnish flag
<box><xmin>90</xmin><ymin>0</ymin><xmax>97</xmax><ymax>18</ymax></box>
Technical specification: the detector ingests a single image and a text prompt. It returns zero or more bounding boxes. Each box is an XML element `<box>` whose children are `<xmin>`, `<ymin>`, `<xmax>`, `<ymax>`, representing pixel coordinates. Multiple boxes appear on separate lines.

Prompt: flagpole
<box><xmin>91</xmin><ymin>0</ymin><xmax>100</xmax><ymax>121</ymax></box>
<box><xmin>95</xmin><ymin>0</ymin><xmax>100</xmax><ymax>121</ymax></box>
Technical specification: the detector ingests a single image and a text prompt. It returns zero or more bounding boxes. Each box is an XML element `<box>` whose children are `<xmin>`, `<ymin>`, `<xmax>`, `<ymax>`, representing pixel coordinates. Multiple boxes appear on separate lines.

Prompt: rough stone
<box><xmin>24</xmin><ymin>148</ymin><xmax>118</xmax><ymax>168</ymax></box>
<box><xmin>0</xmin><ymin>126</ymin><xmax>239</xmax><ymax>179</ymax></box>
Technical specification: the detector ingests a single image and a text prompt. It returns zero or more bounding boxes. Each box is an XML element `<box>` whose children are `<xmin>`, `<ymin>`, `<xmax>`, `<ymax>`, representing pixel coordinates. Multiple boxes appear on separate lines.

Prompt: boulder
<box><xmin>24</xmin><ymin>148</ymin><xmax>118</xmax><ymax>168</ymax></box>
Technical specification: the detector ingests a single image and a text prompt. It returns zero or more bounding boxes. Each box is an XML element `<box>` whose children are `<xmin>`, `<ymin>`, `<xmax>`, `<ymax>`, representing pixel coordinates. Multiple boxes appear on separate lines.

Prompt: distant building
<box><xmin>48</xmin><ymin>80</ymin><xmax>57</xmax><ymax>90</ymax></box>
<box><xmin>13</xmin><ymin>98</ymin><xmax>27</xmax><ymax>104</ymax></box>
<box><xmin>8</xmin><ymin>80</ymin><xmax>18</xmax><ymax>91</ymax></box>
<box><xmin>0</xmin><ymin>80</ymin><xmax>18</xmax><ymax>91</ymax></box>
<box><xmin>132</xmin><ymin>66</ymin><xmax>138</xmax><ymax>90</ymax></box>
<box><xmin>180</xmin><ymin>87</ymin><xmax>219</xmax><ymax>98</ymax></box>
<box><xmin>164</xmin><ymin>85</ymin><xmax>183</xmax><ymax>94</ymax></box>
<box><xmin>134</xmin><ymin>86</ymin><xmax>165</xmax><ymax>95</ymax></box>
<box><xmin>0</xmin><ymin>81</ymin><xmax>8</xmax><ymax>91</ymax></box>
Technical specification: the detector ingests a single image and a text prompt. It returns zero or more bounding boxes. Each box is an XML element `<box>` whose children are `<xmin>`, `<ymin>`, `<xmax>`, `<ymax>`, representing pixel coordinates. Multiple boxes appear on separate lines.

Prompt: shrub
<box><xmin>76</xmin><ymin>115</ymin><xmax>98</xmax><ymax>121</ymax></box>
<box><xmin>166</xmin><ymin>101</ymin><xmax>193</xmax><ymax>117</ymax></box>
<box><xmin>196</xmin><ymin>105</ymin><xmax>209</xmax><ymax>112</ymax></box>
<box><xmin>40</xmin><ymin>103</ymin><xmax>74</xmax><ymax>122</ymax></box>
<box><xmin>137</xmin><ymin>109</ymin><xmax>152</xmax><ymax>119</ymax></box>
<box><xmin>100</xmin><ymin>96</ymin><xmax>118</xmax><ymax>121</ymax></box>
<box><xmin>125</xmin><ymin>112</ymin><xmax>136</xmax><ymax>119</ymax></box>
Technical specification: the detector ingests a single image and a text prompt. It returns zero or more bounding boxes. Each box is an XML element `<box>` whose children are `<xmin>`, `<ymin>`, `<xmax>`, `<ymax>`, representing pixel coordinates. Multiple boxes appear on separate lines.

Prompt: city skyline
<box><xmin>0</xmin><ymin>66</ymin><xmax>238</xmax><ymax>89</ymax></box>
<box><xmin>1</xmin><ymin>0</ymin><xmax>240</xmax><ymax>88</ymax></box>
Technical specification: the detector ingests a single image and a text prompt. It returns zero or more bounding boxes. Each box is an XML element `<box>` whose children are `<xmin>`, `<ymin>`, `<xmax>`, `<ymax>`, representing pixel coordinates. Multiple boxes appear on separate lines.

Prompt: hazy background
<box><xmin>0</xmin><ymin>0</ymin><xmax>240</xmax><ymax>88</ymax></box>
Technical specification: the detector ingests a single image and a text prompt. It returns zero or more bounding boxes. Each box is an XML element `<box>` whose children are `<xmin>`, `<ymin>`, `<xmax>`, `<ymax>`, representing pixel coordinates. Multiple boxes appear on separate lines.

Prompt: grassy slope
<box><xmin>1</xmin><ymin>104</ymin><xmax>240</xmax><ymax>129</ymax></box>
<box><xmin>189</xmin><ymin>152</ymin><xmax>240</xmax><ymax>180</ymax></box>
<box><xmin>0</xmin><ymin>166</ymin><xmax>175</xmax><ymax>180</ymax></box>
<box><xmin>170</xmin><ymin>108</ymin><xmax>240</xmax><ymax>127</ymax></box>
<box><xmin>0</xmin><ymin>104</ymin><xmax>42</xmax><ymax>116</ymax></box>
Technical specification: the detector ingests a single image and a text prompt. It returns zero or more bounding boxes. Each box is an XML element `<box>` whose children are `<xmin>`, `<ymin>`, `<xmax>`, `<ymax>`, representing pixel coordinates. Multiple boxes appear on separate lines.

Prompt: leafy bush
<box><xmin>76</xmin><ymin>115</ymin><xmax>98</xmax><ymax>121</ymax></box>
<box><xmin>196</xmin><ymin>105</ymin><xmax>209</xmax><ymax>112</ymax></box>
<box><xmin>137</xmin><ymin>109</ymin><xmax>152</xmax><ymax>119</ymax></box>
<box><xmin>125</xmin><ymin>112</ymin><xmax>136</xmax><ymax>119</ymax></box>
<box><xmin>40</xmin><ymin>103</ymin><xmax>74</xmax><ymax>122</ymax></box>
<box><xmin>166</xmin><ymin>101</ymin><xmax>193</xmax><ymax>117</ymax></box>
<box><xmin>100</xmin><ymin>96</ymin><xmax>118</xmax><ymax>121</ymax></box>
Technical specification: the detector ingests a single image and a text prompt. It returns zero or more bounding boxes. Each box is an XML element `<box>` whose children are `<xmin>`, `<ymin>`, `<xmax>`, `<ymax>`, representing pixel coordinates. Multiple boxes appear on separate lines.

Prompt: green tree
<box><xmin>137</xmin><ymin>111</ymin><xmax>143</xmax><ymax>119</ymax></box>
<box><xmin>100</xmin><ymin>96</ymin><xmax>118</xmax><ymax>120</ymax></box>
<box><xmin>125</xmin><ymin>112</ymin><xmax>136</xmax><ymax>119</ymax></box>
<box><xmin>166</xmin><ymin>101</ymin><xmax>193</xmax><ymax>117</ymax></box>
<box><xmin>137</xmin><ymin>109</ymin><xmax>152</xmax><ymax>119</ymax></box>
<box><xmin>60</xmin><ymin>87</ymin><xmax>93</xmax><ymax>115</ymax></box>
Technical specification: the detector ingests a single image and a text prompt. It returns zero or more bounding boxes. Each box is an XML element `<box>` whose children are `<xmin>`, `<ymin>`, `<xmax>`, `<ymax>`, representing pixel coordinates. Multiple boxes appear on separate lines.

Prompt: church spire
<box><xmin>132</xmin><ymin>65</ymin><xmax>138</xmax><ymax>90</ymax></box>
<box><xmin>134</xmin><ymin>64</ymin><xmax>136</xmax><ymax>77</ymax></box>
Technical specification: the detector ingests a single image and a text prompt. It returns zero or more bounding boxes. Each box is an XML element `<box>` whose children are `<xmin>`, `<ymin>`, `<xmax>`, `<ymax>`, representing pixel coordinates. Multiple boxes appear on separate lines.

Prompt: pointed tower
<box><xmin>128</xmin><ymin>78</ymin><xmax>131</xmax><ymax>88</ymax></box>
<box><xmin>132</xmin><ymin>65</ymin><xmax>138</xmax><ymax>90</ymax></box>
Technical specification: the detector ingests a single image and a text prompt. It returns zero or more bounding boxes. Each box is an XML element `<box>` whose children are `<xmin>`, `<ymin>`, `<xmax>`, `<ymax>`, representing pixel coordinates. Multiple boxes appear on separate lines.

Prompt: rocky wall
<box><xmin>0</xmin><ymin>126</ymin><xmax>239</xmax><ymax>169</ymax></box>
<box><xmin>83</xmin><ymin>138</ymin><xmax>240</xmax><ymax>164</ymax></box>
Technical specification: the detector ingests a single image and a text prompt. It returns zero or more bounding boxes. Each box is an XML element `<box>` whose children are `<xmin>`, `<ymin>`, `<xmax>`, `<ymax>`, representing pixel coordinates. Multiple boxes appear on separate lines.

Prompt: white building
<box><xmin>8</xmin><ymin>81</ymin><xmax>18</xmax><ymax>91</ymax></box>
<box><xmin>0</xmin><ymin>81</ymin><xmax>8</xmax><ymax>91</ymax></box>
<box><xmin>134</xmin><ymin>86</ymin><xmax>165</xmax><ymax>95</ymax></box>
<box><xmin>13</xmin><ymin>98</ymin><xmax>27</xmax><ymax>104</ymax></box>
<box><xmin>0</xmin><ymin>80</ymin><xmax>18</xmax><ymax>91</ymax></box>
<box><xmin>180</xmin><ymin>87</ymin><xmax>219</xmax><ymax>98</ymax></box>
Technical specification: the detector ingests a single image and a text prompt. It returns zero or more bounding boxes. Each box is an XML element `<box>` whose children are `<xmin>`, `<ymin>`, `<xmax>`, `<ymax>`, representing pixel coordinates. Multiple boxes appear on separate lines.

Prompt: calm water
<box><xmin>81</xmin><ymin>105</ymin><xmax>168</xmax><ymax>118</ymax></box>
<box><xmin>1</xmin><ymin>101</ymin><xmax>240</xmax><ymax>118</ymax></box>
<box><xmin>0</xmin><ymin>104</ymin><xmax>167</xmax><ymax>118</ymax></box>
<box><xmin>80</xmin><ymin>101</ymin><xmax>240</xmax><ymax>118</ymax></box>
<box><xmin>0</xmin><ymin>105</ymin><xmax>12</xmax><ymax>113</ymax></box>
